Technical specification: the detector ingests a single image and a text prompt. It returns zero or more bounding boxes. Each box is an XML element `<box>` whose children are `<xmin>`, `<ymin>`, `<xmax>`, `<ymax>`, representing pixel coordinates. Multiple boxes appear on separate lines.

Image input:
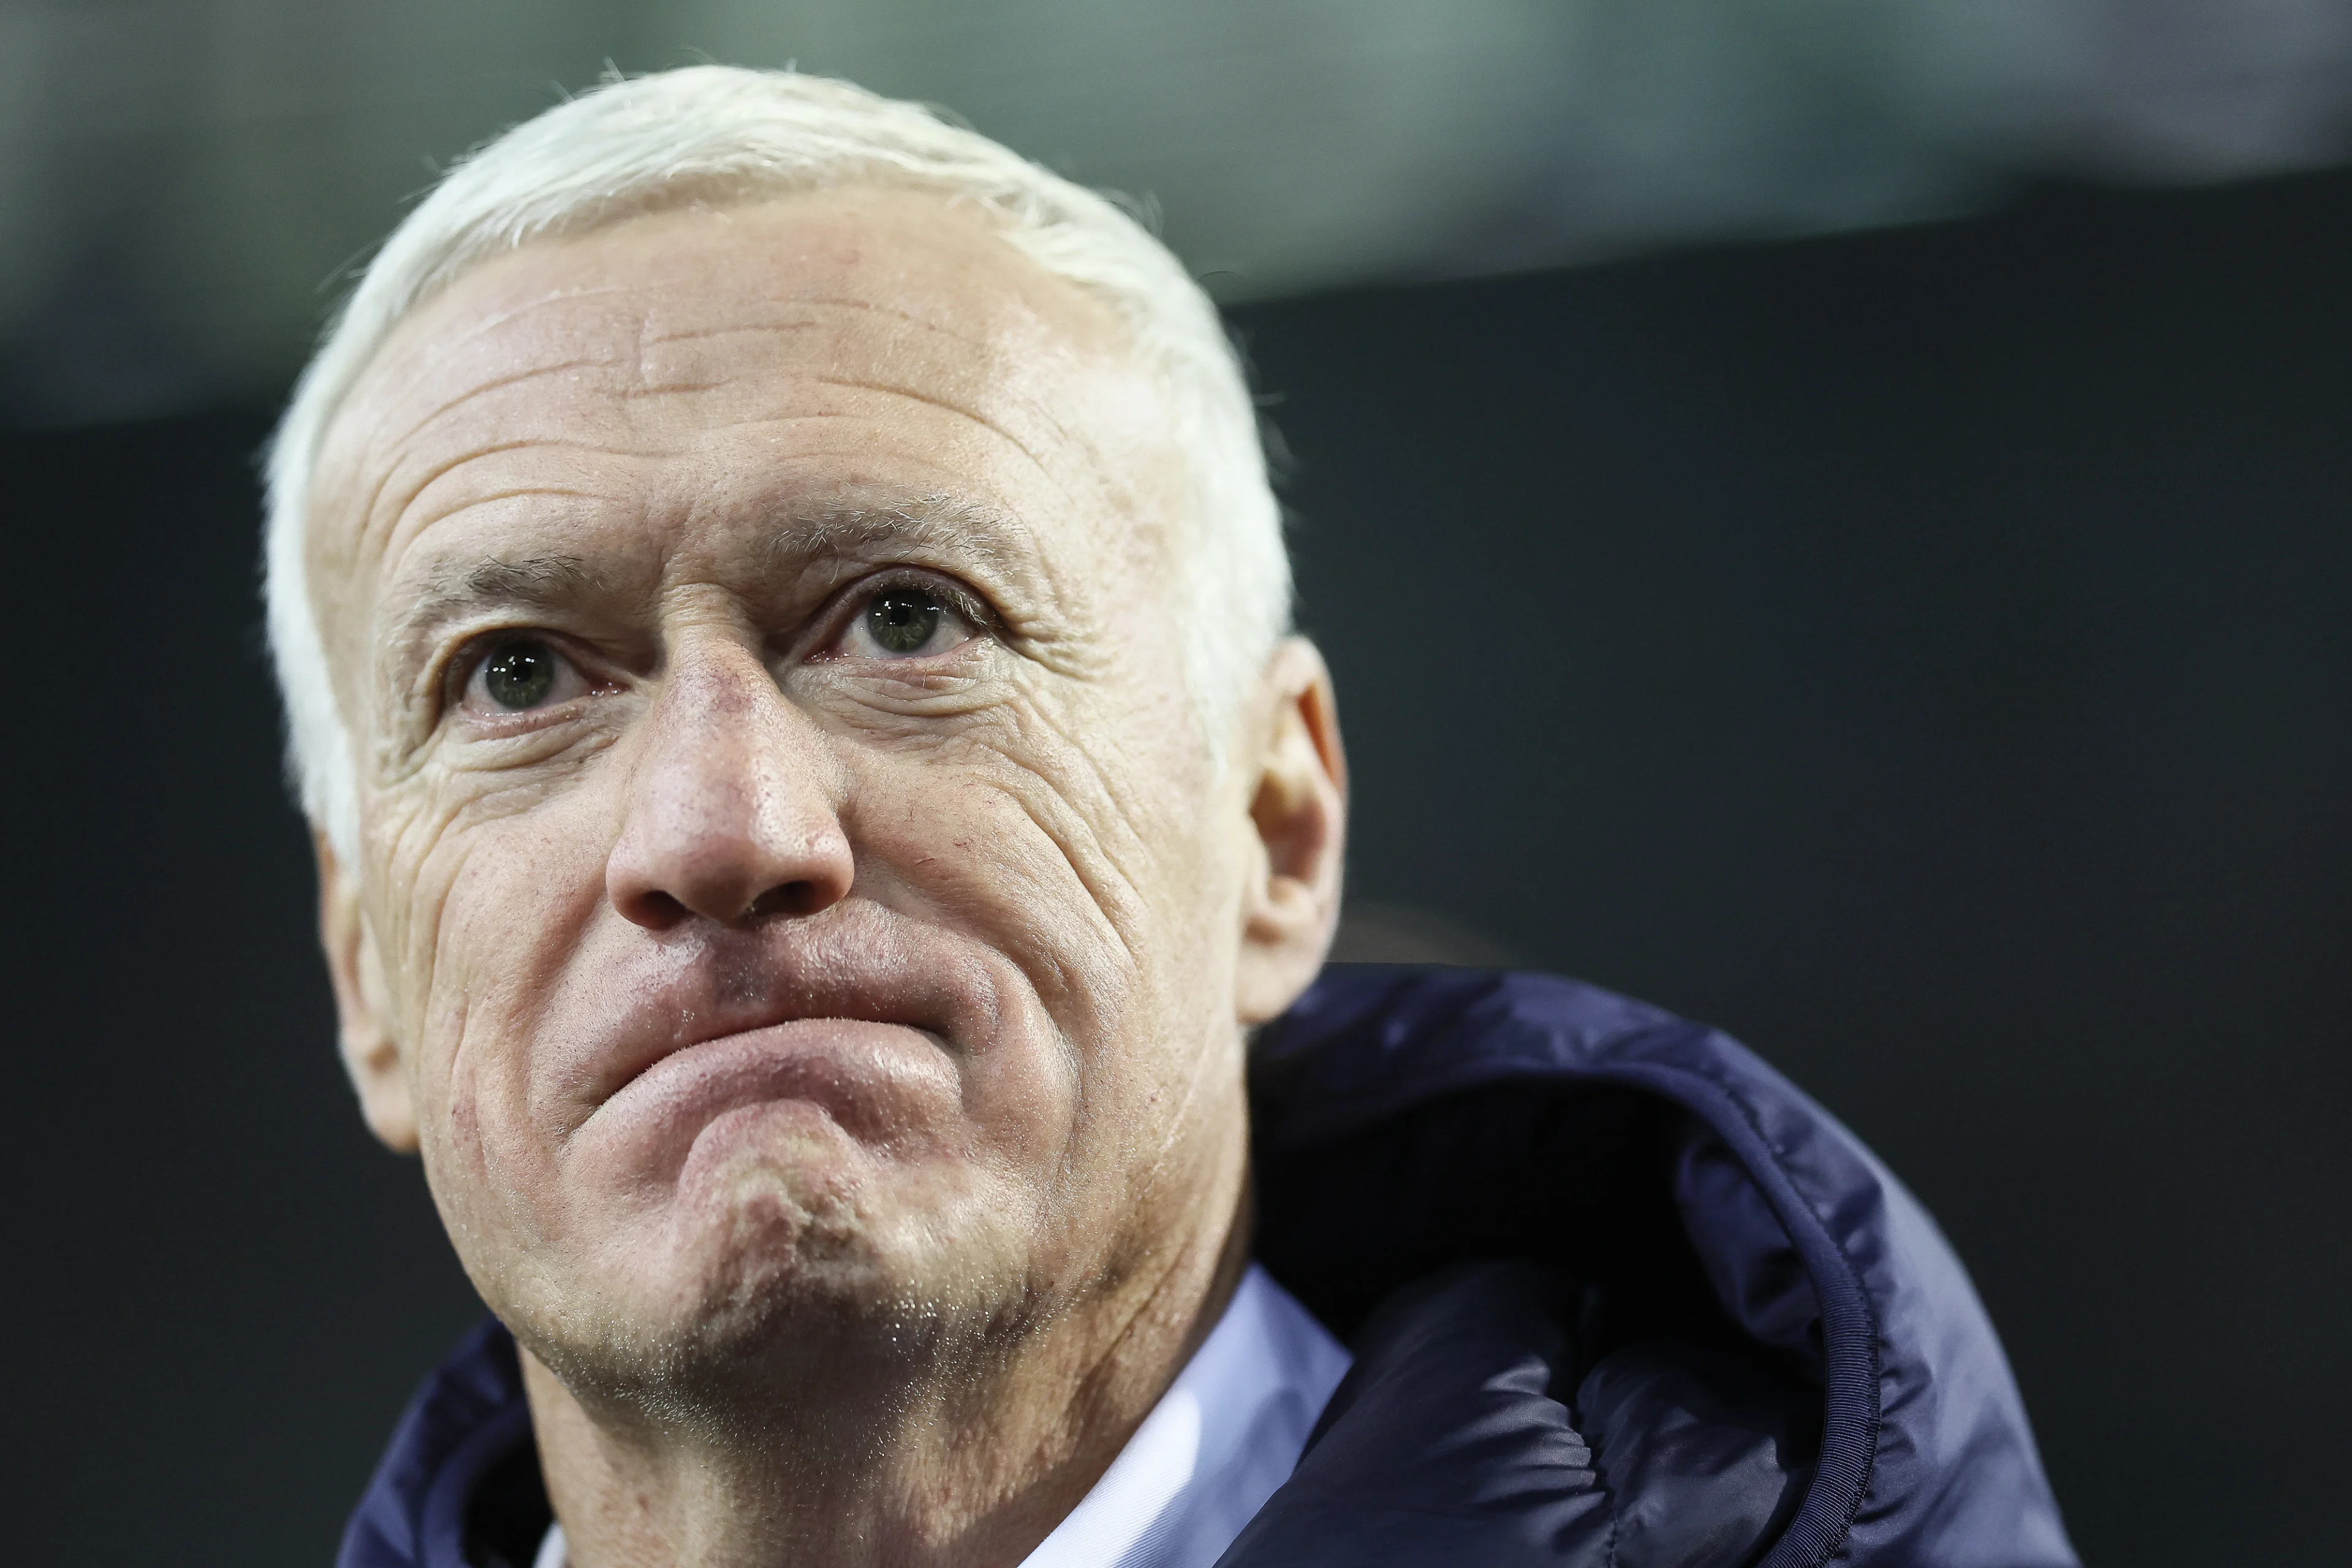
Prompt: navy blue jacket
<box><xmin>341</xmin><ymin>968</ymin><xmax>2077</xmax><ymax>1567</ymax></box>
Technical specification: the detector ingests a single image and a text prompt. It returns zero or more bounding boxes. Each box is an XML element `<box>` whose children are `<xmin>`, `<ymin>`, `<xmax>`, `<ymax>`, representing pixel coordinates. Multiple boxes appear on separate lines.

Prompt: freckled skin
<box><xmin>306</xmin><ymin>192</ymin><xmax>1347</xmax><ymax>1568</ymax></box>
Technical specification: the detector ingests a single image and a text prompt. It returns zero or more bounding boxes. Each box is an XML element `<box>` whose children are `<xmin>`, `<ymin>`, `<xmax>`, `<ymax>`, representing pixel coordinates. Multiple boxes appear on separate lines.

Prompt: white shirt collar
<box><xmin>1014</xmin><ymin>1265</ymin><xmax>1351</xmax><ymax>1568</ymax></box>
<box><xmin>533</xmin><ymin>1265</ymin><xmax>1349</xmax><ymax>1568</ymax></box>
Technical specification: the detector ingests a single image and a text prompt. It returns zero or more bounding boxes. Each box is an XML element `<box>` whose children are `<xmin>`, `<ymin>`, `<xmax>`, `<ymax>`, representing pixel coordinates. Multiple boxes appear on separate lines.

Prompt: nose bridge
<box><xmin>607</xmin><ymin>631</ymin><xmax>853</xmax><ymax>929</ymax></box>
<box><xmin>650</xmin><ymin>635</ymin><xmax>798</xmax><ymax>780</ymax></box>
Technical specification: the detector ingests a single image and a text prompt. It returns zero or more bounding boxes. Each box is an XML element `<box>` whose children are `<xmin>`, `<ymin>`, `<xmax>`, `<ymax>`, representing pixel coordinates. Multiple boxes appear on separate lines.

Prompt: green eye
<box><xmin>481</xmin><ymin>641</ymin><xmax>558</xmax><ymax>709</ymax></box>
<box><xmin>866</xmin><ymin>590</ymin><xmax>944</xmax><ymax>655</ymax></box>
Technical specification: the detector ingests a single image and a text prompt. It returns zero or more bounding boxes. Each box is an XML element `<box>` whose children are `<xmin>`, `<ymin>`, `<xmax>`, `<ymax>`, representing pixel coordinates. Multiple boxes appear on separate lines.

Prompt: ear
<box><xmin>1235</xmin><ymin>637</ymin><xmax>1348</xmax><ymax>1025</ymax></box>
<box><xmin>315</xmin><ymin>829</ymin><xmax>419</xmax><ymax>1153</ymax></box>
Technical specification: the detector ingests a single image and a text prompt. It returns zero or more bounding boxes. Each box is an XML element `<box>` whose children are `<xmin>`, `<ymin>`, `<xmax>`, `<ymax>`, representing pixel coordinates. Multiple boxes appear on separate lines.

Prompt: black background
<box><xmin>8</xmin><ymin>170</ymin><xmax>2348</xmax><ymax>1564</ymax></box>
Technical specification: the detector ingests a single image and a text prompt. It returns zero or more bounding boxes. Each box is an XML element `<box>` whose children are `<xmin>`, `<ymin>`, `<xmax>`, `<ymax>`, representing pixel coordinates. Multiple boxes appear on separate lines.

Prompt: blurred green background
<box><xmin>6</xmin><ymin>0</ymin><xmax>2348</xmax><ymax>424</ymax></box>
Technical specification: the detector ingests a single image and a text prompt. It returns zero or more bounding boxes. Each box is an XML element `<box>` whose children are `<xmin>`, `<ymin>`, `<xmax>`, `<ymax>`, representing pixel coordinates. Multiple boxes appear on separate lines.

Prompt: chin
<box><xmin>545</xmin><ymin>1134</ymin><xmax>1039</xmax><ymax>1406</ymax></box>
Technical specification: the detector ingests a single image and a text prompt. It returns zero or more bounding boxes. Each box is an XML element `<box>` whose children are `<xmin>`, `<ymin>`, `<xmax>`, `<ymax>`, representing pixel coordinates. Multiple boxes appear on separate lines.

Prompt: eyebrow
<box><xmin>384</xmin><ymin>492</ymin><xmax>1030</xmax><ymax>656</ymax></box>
<box><xmin>766</xmin><ymin>492</ymin><xmax>1017</xmax><ymax>578</ymax></box>
<box><xmin>389</xmin><ymin>553</ymin><xmax>608</xmax><ymax>655</ymax></box>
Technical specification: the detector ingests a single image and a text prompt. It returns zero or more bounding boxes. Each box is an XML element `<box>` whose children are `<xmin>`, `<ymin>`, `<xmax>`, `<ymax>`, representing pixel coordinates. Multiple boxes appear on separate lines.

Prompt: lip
<box><xmin>557</xmin><ymin>922</ymin><xmax>986</xmax><ymax>1095</ymax></box>
<box><xmin>584</xmin><ymin>987</ymin><xmax>952</xmax><ymax>1110</ymax></box>
<box><xmin>574</xmin><ymin>1015</ymin><xmax>965</xmax><ymax>1183</ymax></box>
<box><xmin>537</xmin><ymin>914</ymin><xmax>997</xmax><ymax>1178</ymax></box>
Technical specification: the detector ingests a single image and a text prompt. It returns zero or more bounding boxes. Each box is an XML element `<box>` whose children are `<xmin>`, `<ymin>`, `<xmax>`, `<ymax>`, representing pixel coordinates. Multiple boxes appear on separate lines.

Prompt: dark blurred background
<box><xmin>6</xmin><ymin>6</ymin><xmax>2349</xmax><ymax>1564</ymax></box>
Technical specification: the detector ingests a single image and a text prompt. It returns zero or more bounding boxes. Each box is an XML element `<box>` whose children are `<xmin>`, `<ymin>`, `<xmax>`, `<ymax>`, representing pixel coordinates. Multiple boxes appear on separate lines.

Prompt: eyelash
<box><xmin>832</xmin><ymin>570</ymin><xmax>995</xmax><ymax>644</ymax></box>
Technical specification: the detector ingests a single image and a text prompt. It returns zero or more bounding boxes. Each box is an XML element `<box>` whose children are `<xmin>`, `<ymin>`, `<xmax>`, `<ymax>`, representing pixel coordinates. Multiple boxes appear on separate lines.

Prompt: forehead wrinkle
<box><xmin>636</xmin><ymin>293</ymin><xmax>998</xmax><ymax>355</ymax></box>
<box><xmin>353</xmin><ymin>271</ymin><xmax>698</xmax><ymax>451</ymax></box>
<box><xmin>374</xmin><ymin>353</ymin><xmax>614</xmax><ymax>459</ymax></box>
<box><xmin>346</xmin><ymin>228</ymin><xmax>1134</xmax><ymax>545</ymax></box>
<box><xmin>332</xmin><ymin>358</ymin><xmax>636</xmax><ymax>572</ymax></box>
<box><xmin>442</xmin><ymin>274</ymin><xmax>673</xmax><ymax>337</ymax></box>
<box><xmin>799</xmin><ymin>371</ymin><xmax>1060</xmax><ymax>483</ymax></box>
<box><xmin>605</xmin><ymin>314</ymin><xmax>888</xmax><ymax>402</ymax></box>
<box><xmin>619</xmin><ymin>301</ymin><xmax>1016</xmax><ymax>410</ymax></box>
<box><xmin>374</xmin><ymin>439</ymin><xmax>657</xmax><ymax>552</ymax></box>
<box><xmin>407</xmin><ymin>484</ymin><xmax>608</xmax><ymax>538</ymax></box>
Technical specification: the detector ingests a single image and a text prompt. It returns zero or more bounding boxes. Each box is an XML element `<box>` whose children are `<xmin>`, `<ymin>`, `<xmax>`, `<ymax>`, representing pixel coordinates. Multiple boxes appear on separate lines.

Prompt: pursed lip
<box><xmin>585</xmin><ymin>987</ymin><xmax>951</xmax><ymax>1114</ymax></box>
<box><xmin>586</xmin><ymin>1016</ymin><xmax>965</xmax><ymax>1178</ymax></box>
<box><xmin>539</xmin><ymin>919</ymin><xmax>997</xmax><ymax>1144</ymax></box>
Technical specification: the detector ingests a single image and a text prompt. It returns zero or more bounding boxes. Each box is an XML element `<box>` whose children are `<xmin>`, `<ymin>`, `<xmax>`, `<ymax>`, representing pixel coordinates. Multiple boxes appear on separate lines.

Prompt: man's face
<box><xmin>305</xmin><ymin>192</ymin><xmax>1322</xmax><ymax>1393</ymax></box>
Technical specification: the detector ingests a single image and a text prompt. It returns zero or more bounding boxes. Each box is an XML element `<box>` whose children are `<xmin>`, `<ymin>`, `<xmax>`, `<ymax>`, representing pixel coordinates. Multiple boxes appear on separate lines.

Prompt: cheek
<box><xmin>372</xmin><ymin>774</ymin><xmax>614</xmax><ymax>1227</ymax></box>
<box><xmin>844</xmin><ymin>720</ymin><xmax>1133</xmax><ymax>1017</ymax></box>
<box><xmin>384</xmin><ymin>760</ymin><xmax>613</xmax><ymax>1006</ymax></box>
<box><xmin>841</xmin><ymin>699</ymin><xmax>1239</xmax><ymax>1092</ymax></box>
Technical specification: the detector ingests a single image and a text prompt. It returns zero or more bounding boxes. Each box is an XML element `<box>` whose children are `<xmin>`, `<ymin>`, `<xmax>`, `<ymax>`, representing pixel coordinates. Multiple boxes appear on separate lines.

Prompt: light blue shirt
<box><xmin>535</xmin><ymin>1265</ymin><xmax>1351</xmax><ymax>1568</ymax></box>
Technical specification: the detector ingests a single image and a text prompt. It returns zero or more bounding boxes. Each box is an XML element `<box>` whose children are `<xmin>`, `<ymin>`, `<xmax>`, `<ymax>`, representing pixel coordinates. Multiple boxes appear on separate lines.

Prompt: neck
<box><xmin>524</xmin><ymin>1193</ymin><xmax>1253</xmax><ymax>1568</ymax></box>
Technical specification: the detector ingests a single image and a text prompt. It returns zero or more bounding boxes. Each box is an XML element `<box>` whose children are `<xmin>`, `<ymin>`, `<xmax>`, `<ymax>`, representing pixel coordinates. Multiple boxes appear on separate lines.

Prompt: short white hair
<box><xmin>265</xmin><ymin>66</ymin><xmax>1291</xmax><ymax>866</ymax></box>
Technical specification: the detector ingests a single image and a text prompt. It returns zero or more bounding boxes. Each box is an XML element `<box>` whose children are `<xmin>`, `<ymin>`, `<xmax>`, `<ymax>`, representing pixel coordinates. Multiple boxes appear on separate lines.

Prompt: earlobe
<box><xmin>1235</xmin><ymin>638</ymin><xmax>1348</xmax><ymax>1025</ymax></box>
<box><xmin>315</xmin><ymin>831</ymin><xmax>420</xmax><ymax>1153</ymax></box>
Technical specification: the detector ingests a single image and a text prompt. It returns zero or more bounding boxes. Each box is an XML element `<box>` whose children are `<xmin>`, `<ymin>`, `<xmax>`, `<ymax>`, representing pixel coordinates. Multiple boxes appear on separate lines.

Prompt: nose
<box><xmin>605</xmin><ymin>641</ymin><xmax>854</xmax><ymax>931</ymax></box>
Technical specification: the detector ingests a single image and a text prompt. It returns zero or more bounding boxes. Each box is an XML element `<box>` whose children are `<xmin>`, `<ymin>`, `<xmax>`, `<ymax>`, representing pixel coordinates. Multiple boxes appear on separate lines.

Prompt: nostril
<box><xmin>746</xmin><ymin>881</ymin><xmax>824</xmax><ymax>921</ymax></box>
<box><xmin>625</xmin><ymin>889</ymin><xmax>692</xmax><ymax>930</ymax></box>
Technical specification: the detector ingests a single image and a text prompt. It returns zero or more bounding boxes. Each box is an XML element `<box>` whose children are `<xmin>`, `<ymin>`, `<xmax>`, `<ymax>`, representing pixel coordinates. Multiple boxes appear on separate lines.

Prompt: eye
<box><xmin>845</xmin><ymin>582</ymin><xmax>978</xmax><ymax>659</ymax></box>
<box><xmin>464</xmin><ymin>637</ymin><xmax>587</xmax><ymax>714</ymax></box>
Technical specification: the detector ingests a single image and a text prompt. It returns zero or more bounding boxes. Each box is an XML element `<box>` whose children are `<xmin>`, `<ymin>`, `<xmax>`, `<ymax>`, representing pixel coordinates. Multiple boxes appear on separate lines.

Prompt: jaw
<box><xmin>480</xmin><ymin>1117</ymin><xmax>1062</xmax><ymax>1417</ymax></box>
<box><xmin>497</xmin><ymin>1095</ymin><xmax>1246</xmax><ymax>1446</ymax></box>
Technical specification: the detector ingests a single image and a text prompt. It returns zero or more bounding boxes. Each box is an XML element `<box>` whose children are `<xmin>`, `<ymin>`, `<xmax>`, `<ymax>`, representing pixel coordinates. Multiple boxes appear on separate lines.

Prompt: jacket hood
<box><xmin>339</xmin><ymin>967</ymin><xmax>2075</xmax><ymax>1568</ymax></box>
<box><xmin>1231</xmin><ymin>967</ymin><xmax>2074</xmax><ymax>1567</ymax></box>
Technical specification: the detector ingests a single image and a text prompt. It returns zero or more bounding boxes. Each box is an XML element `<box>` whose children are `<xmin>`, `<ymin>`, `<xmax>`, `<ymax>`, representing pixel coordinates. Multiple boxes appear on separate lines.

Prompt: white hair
<box><xmin>264</xmin><ymin>66</ymin><xmax>1291</xmax><ymax>866</ymax></box>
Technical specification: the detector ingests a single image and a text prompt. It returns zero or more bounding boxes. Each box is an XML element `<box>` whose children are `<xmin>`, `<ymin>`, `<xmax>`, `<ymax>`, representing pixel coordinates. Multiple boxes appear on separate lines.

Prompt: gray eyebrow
<box><xmin>389</xmin><ymin>553</ymin><xmax>604</xmax><ymax>651</ymax></box>
<box><xmin>765</xmin><ymin>492</ymin><xmax>1015</xmax><ymax>575</ymax></box>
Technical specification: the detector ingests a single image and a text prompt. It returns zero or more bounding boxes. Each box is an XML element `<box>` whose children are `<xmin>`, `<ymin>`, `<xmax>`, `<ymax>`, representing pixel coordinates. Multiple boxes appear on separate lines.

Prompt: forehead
<box><xmin>312</xmin><ymin>189</ymin><xmax>1176</xmax><ymax>594</ymax></box>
